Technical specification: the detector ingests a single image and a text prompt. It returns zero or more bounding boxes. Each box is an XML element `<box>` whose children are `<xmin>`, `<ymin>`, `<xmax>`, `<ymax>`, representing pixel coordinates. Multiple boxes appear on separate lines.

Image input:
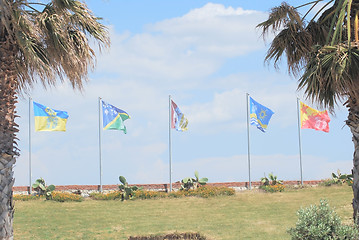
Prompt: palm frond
<box><xmin>298</xmin><ymin>44</ymin><xmax>359</xmax><ymax>111</ymax></box>
<box><xmin>257</xmin><ymin>2</ymin><xmax>303</xmax><ymax>38</ymax></box>
<box><xmin>264</xmin><ymin>23</ymin><xmax>312</xmax><ymax>76</ymax></box>
<box><xmin>3</xmin><ymin>0</ymin><xmax>110</xmax><ymax>91</ymax></box>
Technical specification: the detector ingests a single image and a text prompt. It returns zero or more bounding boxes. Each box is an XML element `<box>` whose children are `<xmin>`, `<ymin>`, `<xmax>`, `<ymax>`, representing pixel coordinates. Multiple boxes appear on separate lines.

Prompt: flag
<box><xmin>300</xmin><ymin>102</ymin><xmax>330</xmax><ymax>133</ymax></box>
<box><xmin>249</xmin><ymin>97</ymin><xmax>274</xmax><ymax>132</ymax></box>
<box><xmin>102</xmin><ymin>100</ymin><xmax>130</xmax><ymax>134</ymax></box>
<box><xmin>33</xmin><ymin>102</ymin><xmax>69</xmax><ymax>132</ymax></box>
<box><xmin>171</xmin><ymin>100</ymin><xmax>188</xmax><ymax>132</ymax></box>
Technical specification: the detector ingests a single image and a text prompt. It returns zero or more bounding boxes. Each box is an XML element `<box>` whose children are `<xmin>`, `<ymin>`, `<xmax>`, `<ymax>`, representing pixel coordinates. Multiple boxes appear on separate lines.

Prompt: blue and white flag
<box><xmin>249</xmin><ymin>97</ymin><xmax>274</xmax><ymax>132</ymax></box>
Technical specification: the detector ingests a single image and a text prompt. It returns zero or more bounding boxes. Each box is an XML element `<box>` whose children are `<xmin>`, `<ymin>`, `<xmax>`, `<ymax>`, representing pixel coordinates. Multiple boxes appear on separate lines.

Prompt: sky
<box><xmin>13</xmin><ymin>0</ymin><xmax>353</xmax><ymax>187</ymax></box>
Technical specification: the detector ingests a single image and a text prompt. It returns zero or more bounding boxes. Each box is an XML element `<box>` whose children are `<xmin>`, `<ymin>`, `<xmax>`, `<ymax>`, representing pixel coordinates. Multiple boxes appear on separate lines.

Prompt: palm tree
<box><xmin>0</xmin><ymin>0</ymin><xmax>109</xmax><ymax>238</ymax></box>
<box><xmin>257</xmin><ymin>0</ymin><xmax>359</xmax><ymax>223</ymax></box>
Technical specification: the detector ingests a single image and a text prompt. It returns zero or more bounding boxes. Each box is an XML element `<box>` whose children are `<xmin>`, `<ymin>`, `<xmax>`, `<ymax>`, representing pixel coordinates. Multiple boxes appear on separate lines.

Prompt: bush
<box><xmin>133</xmin><ymin>190</ymin><xmax>168</xmax><ymax>200</ymax></box>
<box><xmin>319</xmin><ymin>179</ymin><xmax>337</xmax><ymax>187</ymax></box>
<box><xmin>288</xmin><ymin>199</ymin><xmax>359</xmax><ymax>240</ymax></box>
<box><xmin>169</xmin><ymin>186</ymin><xmax>235</xmax><ymax>199</ymax></box>
<box><xmin>89</xmin><ymin>186</ymin><xmax>235</xmax><ymax>201</ymax></box>
<box><xmin>89</xmin><ymin>191</ymin><xmax>122</xmax><ymax>200</ymax></box>
<box><xmin>13</xmin><ymin>194</ymin><xmax>41</xmax><ymax>201</ymax></box>
<box><xmin>259</xmin><ymin>183</ymin><xmax>285</xmax><ymax>193</ymax></box>
<box><xmin>51</xmin><ymin>191</ymin><xmax>83</xmax><ymax>202</ymax></box>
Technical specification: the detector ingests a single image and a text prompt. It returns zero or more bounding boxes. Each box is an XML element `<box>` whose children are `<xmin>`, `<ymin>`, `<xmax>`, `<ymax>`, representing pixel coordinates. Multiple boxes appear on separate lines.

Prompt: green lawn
<box><xmin>14</xmin><ymin>185</ymin><xmax>354</xmax><ymax>239</ymax></box>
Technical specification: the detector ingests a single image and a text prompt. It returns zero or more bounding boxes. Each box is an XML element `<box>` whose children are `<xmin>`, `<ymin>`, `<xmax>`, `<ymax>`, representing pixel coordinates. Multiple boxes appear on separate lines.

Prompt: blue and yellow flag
<box><xmin>102</xmin><ymin>100</ymin><xmax>130</xmax><ymax>134</ymax></box>
<box><xmin>249</xmin><ymin>97</ymin><xmax>274</xmax><ymax>133</ymax></box>
<box><xmin>33</xmin><ymin>102</ymin><xmax>69</xmax><ymax>132</ymax></box>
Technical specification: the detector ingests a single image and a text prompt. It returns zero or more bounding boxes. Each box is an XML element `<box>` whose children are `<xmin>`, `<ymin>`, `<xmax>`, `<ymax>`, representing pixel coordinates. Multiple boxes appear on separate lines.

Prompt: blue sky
<box><xmin>14</xmin><ymin>0</ymin><xmax>353</xmax><ymax>186</ymax></box>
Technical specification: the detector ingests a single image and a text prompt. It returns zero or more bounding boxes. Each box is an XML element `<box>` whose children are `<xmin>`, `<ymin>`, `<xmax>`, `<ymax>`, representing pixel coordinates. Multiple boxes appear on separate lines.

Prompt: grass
<box><xmin>14</xmin><ymin>185</ymin><xmax>354</xmax><ymax>239</ymax></box>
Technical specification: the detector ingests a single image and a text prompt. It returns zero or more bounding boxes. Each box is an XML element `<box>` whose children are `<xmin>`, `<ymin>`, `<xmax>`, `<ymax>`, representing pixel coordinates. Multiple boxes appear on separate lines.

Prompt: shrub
<box><xmin>169</xmin><ymin>186</ymin><xmax>235</xmax><ymax>198</ymax></box>
<box><xmin>321</xmin><ymin>170</ymin><xmax>353</xmax><ymax>187</ymax></box>
<box><xmin>180</xmin><ymin>171</ymin><xmax>208</xmax><ymax>190</ymax></box>
<box><xmin>89</xmin><ymin>191</ymin><xmax>122</xmax><ymax>200</ymax></box>
<box><xmin>260</xmin><ymin>173</ymin><xmax>285</xmax><ymax>192</ymax></box>
<box><xmin>319</xmin><ymin>178</ymin><xmax>336</xmax><ymax>187</ymax></box>
<box><xmin>118</xmin><ymin>176</ymin><xmax>142</xmax><ymax>200</ymax></box>
<box><xmin>259</xmin><ymin>183</ymin><xmax>285</xmax><ymax>193</ymax></box>
<box><xmin>133</xmin><ymin>190</ymin><xmax>168</xmax><ymax>200</ymax></box>
<box><xmin>288</xmin><ymin>199</ymin><xmax>359</xmax><ymax>240</ymax></box>
<box><xmin>13</xmin><ymin>194</ymin><xmax>41</xmax><ymax>201</ymax></box>
<box><xmin>89</xmin><ymin>186</ymin><xmax>235</xmax><ymax>200</ymax></box>
<box><xmin>51</xmin><ymin>191</ymin><xmax>83</xmax><ymax>202</ymax></box>
<box><xmin>32</xmin><ymin>177</ymin><xmax>55</xmax><ymax>199</ymax></box>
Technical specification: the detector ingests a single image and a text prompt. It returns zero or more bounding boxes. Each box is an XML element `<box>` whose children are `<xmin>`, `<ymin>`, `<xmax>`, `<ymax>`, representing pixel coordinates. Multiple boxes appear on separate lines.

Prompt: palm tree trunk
<box><xmin>347</xmin><ymin>97</ymin><xmax>359</xmax><ymax>223</ymax></box>
<box><xmin>0</xmin><ymin>37</ymin><xmax>19</xmax><ymax>240</ymax></box>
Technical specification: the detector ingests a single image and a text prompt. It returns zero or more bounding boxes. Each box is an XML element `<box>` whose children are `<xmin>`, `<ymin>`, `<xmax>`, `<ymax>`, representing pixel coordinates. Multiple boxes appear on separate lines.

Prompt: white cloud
<box><xmin>97</xmin><ymin>3</ymin><xmax>267</xmax><ymax>83</ymax></box>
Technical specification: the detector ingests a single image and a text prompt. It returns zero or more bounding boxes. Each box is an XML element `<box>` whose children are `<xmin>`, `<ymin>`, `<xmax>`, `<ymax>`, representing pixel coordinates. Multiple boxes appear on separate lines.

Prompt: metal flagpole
<box><xmin>246</xmin><ymin>93</ymin><xmax>252</xmax><ymax>190</ymax></box>
<box><xmin>98</xmin><ymin>97</ymin><xmax>103</xmax><ymax>192</ymax></box>
<box><xmin>297</xmin><ymin>98</ymin><xmax>303</xmax><ymax>185</ymax></box>
<box><xmin>169</xmin><ymin>95</ymin><xmax>173</xmax><ymax>192</ymax></box>
<box><xmin>28</xmin><ymin>96</ymin><xmax>32</xmax><ymax>194</ymax></box>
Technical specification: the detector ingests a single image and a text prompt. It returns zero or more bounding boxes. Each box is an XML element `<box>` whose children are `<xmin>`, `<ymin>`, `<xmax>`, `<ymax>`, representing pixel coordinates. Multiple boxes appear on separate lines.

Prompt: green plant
<box><xmin>288</xmin><ymin>199</ymin><xmax>359</xmax><ymax>240</ymax></box>
<box><xmin>32</xmin><ymin>178</ymin><xmax>55</xmax><ymax>200</ymax></box>
<box><xmin>181</xmin><ymin>171</ymin><xmax>208</xmax><ymax>190</ymax></box>
<box><xmin>13</xmin><ymin>194</ymin><xmax>41</xmax><ymax>201</ymax></box>
<box><xmin>260</xmin><ymin>173</ymin><xmax>283</xmax><ymax>186</ymax></box>
<box><xmin>90</xmin><ymin>191</ymin><xmax>122</xmax><ymax>200</ymax></box>
<box><xmin>51</xmin><ymin>191</ymin><xmax>83</xmax><ymax>202</ymax></box>
<box><xmin>260</xmin><ymin>184</ymin><xmax>285</xmax><ymax>193</ymax></box>
<box><xmin>332</xmin><ymin>169</ymin><xmax>353</xmax><ymax>186</ymax></box>
<box><xmin>260</xmin><ymin>173</ymin><xmax>284</xmax><ymax>192</ymax></box>
<box><xmin>118</xmin><ymin>176</ymin><xmax>141</xmax><ymax>200</ymax></box>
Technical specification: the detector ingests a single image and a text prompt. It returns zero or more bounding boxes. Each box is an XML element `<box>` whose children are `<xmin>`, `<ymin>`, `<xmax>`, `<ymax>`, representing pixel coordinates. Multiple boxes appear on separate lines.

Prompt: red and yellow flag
<box><xmin>300</xmin><ymin>102</ymin><xmax>330</xmax><ymax>133</ymax></box>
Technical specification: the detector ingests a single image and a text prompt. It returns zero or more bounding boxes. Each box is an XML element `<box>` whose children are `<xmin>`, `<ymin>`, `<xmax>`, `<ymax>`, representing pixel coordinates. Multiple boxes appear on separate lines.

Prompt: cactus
<box><xmin>181</xmin><ymin>171</ymin><xmax>208</xmax><ymax>190</ymax></box>
<box><xmin>32</xmin><ymin>178</ymin><xmax>55</xmax><ymax>199</ymax></box>
<box><xmin>332</xmin><ymin>170</ymin><xmax>353</xmax><ymax>185</ymax></box>
<box><xmin>118</xmin><ymin>176</ymin><xmax>141</xmax><ymax>200</ymax></box>
<box><xmin>261</xmin><ymin>173</ymin><xmax>283</xmax><ymax>186</ymax></box>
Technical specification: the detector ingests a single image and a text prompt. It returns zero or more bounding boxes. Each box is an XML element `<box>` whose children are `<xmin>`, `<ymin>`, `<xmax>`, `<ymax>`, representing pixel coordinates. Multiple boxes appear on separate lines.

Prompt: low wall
<box><xmin>13</xmin><ymin>180</ymin><xmax>323</xmax><ymax>197</ymax></box>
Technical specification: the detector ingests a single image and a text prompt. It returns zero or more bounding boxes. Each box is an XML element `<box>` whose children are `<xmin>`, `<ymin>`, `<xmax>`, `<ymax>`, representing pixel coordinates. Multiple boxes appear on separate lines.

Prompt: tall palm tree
<box><xmin>257</xmin><ymin>0</ymin><xmax>359</xmax><ymax>223</ymax></box>
<box><xmin>0</xmin><ymin>0</ymin><xmax>109</xmax><ymax>238</ymax></box>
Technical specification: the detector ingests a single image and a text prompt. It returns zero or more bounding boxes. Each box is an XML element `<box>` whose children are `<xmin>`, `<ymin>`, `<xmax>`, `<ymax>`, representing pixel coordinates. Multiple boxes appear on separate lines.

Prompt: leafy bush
<box><xmin>130</xmin><ymin>186</ymin><xmax>235</xmax><ymax>200</ymax></box>
<box><xmin>181</xmin><ymin>171</ymin><xmax>208</xmax><ymax>190</ymax></box>
<box><xmin>320</xmin><ymin>170</ymin><xmax>353</xmax><ymax>187</ymax></box>
<box><xmin>259</xmin><ymin>183</ymin><xmax>285</xmax><ymax>193</ymax></box>
<box><xmin>32</xmin><ymin>178</ymin><xmax>55</xmax><ymax>199</ymax></box>
<box><xmin>133</xmin><ymin>190</ymin><xmax>168</xmax><ymax>200</ymax></box>
<box><xmin>89</xmin><ymin>191</ymin><xmax>122</xmax><ymax>200</ymax></box>
<box><xmin>261</xmin><ymin>173</ymin><xmax>283</xmax><ymax>186</ymax></box>
<box><xmin>319</xmin><ymin>179</ymin><xmax>336</xmax><ymax>187</ymax></box>
<box><xmin>51</xmin><ymin>191</ymin><xmax>83</xmax><ymax>202</ymax></box>
<box><xmin>13</xmin><ymin>194</ymin><xmax>41</xmax><ymax>201</ymax></box>
<box><xmin>288</xmin><ymin>199</ymin><xmax>359</xmax><ymax>240</ymax></box>
<box><xmin>118</xmin><ymin>176</ymin><xmax>142</xmax><ymax>200</ymax></box>
<box><xmin>170</xmin><ymin>186</ymin><xmax>235</xmax><ymax>198</ymax></box>
<box><xmin>260</xmin><ymin>173</ymin><xmax>285</xmax><ymax>192</ymax></box>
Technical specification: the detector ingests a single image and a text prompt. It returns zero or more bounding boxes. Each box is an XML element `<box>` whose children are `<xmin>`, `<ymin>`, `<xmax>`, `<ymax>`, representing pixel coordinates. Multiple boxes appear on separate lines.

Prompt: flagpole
<box><xmin>98</xmin><ymin>97</ymin><xmax>103</xmax><ymax>192</ymax></box>
<box><xmin>297</xmin><ymin>98</ymin><xmax>303</xmax><ymax>185</ymax></box>
<box><xmin>169</xmin><ymin>95</ymin><xmax>173</xmax><ymax>192</ymax></box>
<box><xmin>246</xmin><ymin>93</ymin><xmax>252</xmax><ymax>190</ymax></box>
<box><xmin>28</xmin><ymin>96</ymin><xmax>32</xmax><ymax>194</ymax></box>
